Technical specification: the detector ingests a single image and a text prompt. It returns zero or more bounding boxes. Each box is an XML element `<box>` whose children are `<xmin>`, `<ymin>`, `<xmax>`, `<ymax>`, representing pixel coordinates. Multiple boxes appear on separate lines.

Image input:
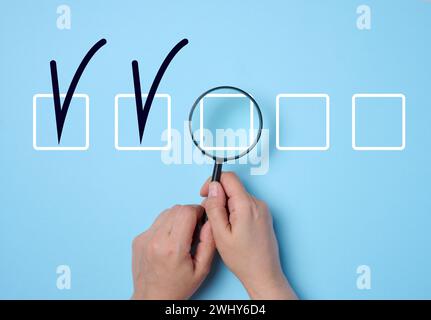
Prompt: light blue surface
<box><xmin>1</xmin><ymin>0</ymin><xmax>431</xmax><ymax>299</ymax></box>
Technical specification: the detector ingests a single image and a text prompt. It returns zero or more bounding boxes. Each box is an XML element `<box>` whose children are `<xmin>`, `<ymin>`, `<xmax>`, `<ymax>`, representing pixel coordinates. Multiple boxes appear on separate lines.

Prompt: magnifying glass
<box><xmin>188</xmin><ymin>86</ymin><xmax>263</xmax><ymax>182</ymax></box>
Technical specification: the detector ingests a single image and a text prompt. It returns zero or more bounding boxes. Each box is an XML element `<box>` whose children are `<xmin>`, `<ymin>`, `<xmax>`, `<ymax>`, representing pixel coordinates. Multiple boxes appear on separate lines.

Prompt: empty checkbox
<box><xmin>276</xmin><ymin>94</ymin><xmax>330</xmax><ymax>151</ymax></box>
<box><xmin>352</xmin><ymin>94</ymin><xmax>406</xmax><ymax>151</ymax></box>
<box><xmin>199</xmin><ymin>93</ymin><xmax>254</xmax><ymax>151</ymax></box>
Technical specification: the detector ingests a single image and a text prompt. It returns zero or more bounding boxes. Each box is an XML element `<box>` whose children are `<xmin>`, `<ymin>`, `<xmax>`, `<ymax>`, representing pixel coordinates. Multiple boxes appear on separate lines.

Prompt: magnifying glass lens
<box><xmin>189</xmin><ymin>87</ymin><xmax>261</xmax><ymax>162</ymax></box>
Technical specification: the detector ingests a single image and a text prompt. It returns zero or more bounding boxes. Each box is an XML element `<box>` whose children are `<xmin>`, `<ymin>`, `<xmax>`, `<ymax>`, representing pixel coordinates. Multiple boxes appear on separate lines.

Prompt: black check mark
<box><xmin>50</xmin><ymin>39</ymin><xmax>107</xmax><ymax>144</ymax></box>
<box><xmin>132</xmin><ymin>39</ymin><xmax>188</xmax><ymax>143</ymax></box>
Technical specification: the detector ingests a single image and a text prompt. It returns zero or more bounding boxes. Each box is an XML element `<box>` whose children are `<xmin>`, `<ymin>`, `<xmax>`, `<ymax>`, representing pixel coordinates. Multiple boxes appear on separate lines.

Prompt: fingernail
<box><xmin>208</xmin><ymin>182</ymin><xmax>218</xmax><ymax>197</ymax></box>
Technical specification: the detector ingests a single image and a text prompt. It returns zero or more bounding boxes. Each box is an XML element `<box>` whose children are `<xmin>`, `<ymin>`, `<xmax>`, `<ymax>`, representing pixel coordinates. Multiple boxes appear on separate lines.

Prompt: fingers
<box><xmin>200</xmin><ymin>172</ymin><xmax>249</xmax><ymax>200</ymax></box>
<box><xmin>170</xmin><ymin>205</ymin><xmax>204</xmax><ymax>250</ymax></box>
<box><xmin>193</xmin><ymin>220</ymin><xmax>215</xmax><ymax>276</ymax></box>
<box><xmin>199</xmin><ymin>177</ymin><xmax>211</xmax><ymax>196</ymax></box>
<box><xmin>201</xmin><ymin>182</ymin><xmax>231</xmax><ymax>240</ymax></box>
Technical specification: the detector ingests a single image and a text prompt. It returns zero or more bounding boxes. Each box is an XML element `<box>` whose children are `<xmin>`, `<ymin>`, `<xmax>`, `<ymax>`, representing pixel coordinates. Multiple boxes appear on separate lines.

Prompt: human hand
<box><xmin>131</xmin><ymin>205</ymin><xmax>215</xmax><ymax>300</ymax></box>
<box><xmin>201</xmin><ymin>172</ymin><xmax>297</xmax><ymax>300</ymax></box>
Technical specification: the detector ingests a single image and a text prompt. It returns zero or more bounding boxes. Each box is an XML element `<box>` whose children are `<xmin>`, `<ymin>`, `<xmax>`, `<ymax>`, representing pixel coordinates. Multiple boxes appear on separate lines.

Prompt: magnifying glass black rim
<box><xmin>188</xmin><ymin>85</ymin><xmax>263</xmax><ymax>163</ymax></box>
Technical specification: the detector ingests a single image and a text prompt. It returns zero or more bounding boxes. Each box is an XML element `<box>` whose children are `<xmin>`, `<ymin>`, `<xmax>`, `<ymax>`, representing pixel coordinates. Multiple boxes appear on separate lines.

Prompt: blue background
<box><xmin>1</xmin><ymin>0</ymin><xmax>431</xmax><ymax>299</ymax></box>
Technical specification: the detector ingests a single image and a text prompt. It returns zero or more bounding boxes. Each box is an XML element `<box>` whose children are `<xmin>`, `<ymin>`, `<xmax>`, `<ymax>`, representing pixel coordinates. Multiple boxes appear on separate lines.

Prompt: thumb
<box><xmin>193</xmin><ymin>221</ymin><xmax>215</xmax><ymax>277</ymax></box>
<box><xmin>202</xmin><ymin>182</ymin><xmax>231</xmax><ymax>240</ymax></box>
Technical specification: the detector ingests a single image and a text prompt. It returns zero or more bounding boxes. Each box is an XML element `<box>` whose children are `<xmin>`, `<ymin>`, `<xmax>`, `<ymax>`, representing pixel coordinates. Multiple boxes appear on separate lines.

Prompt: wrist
<box><xmin>243</xmin><ymin>273</ymin><xmax>297</xmax><ymax>300</ymax></box>
<box><xmin>131</xmin><ymin>290</ymin><xmax>146</xmax><ymax>300</ymax></box>
<box><xmin>132</xmin><ymin>288</ymin><xmax>188</xmax><ymax>300</ymax></box>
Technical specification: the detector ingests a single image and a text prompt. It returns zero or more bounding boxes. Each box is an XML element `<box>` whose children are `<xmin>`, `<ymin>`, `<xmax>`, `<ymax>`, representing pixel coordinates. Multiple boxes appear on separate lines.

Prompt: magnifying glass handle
<box><xmin>191</xmin><ymin>162</ymin><xmax>223</xmax><ymax>256</ymax></box>
<box><xmin>211</xmin><ymin>163</ymin><xmax>223</xmax><ymax>182</ymax></box>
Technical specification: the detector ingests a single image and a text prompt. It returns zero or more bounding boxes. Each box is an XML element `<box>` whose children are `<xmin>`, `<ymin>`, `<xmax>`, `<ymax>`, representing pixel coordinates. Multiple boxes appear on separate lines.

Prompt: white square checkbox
<box><xmin>352</xmin><ymin>93</ymin><xmax>406</xmax><ymax>151</ymax></box>
<box><xmin>114</xmin><ymin>93</ymin><xmax>171</xmax><ymax>151</ymax></box>
<box><xmin>276</xmin><ymin>93</ymin><xmax>330</xmax><ymax>151</ymax></box>
<box><xmin>32</xmin><ymin>93</ymin><xmax>89</xmax><ymax>151</ymax></box>
<box><xmin>199</xmin><ymin>93</ymin><xmax>254</xmax><ymax>151</ymax></box>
